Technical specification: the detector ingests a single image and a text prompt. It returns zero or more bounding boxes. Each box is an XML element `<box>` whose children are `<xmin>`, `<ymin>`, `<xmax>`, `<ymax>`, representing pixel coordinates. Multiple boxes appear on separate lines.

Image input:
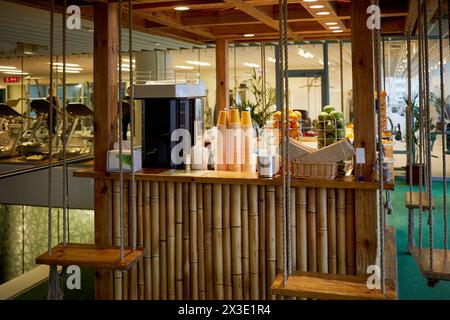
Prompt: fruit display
<box><xmin>316</xmin><ymin>105</ymin><xmax>346</xmax><ymax>149</ymax></box>
<box><xmin>273</xmin><ymin>110</ymin><xmax>302</xmax><ymax>140</ymax></box>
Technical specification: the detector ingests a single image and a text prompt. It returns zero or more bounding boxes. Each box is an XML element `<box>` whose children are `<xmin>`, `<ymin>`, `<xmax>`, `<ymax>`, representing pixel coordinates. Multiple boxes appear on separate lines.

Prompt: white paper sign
<box><xmin>355</xmin><ymin>148</ymin><xmax>366</xmax><ymax>164</ymax></box>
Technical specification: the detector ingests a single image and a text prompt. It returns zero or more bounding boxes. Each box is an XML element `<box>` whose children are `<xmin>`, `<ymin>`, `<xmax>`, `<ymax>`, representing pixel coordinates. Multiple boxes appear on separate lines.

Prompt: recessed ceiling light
<box><xmin>174</xmin><ymin>6</ymin><xmax>190</xmax><ymax>11</ymax></box>
<box><xmin>329</xmin><ymin>26</ymin><xmax>341</xmax><ymax>30</ymax></box>
<box><xmin>325</xmin><ymin>22</ymin><xmax>338</xmax><ymax>26</ymax></box>
<box><xmin>187</xmin><ymin>60</ymin><xmax>211</xmax><ymax>66</ymax></box>
<box><xmin>23</xmin><ymin>51</ymin><xmax>34</xmax><ymax>55</ymax></box>
<box><xmin>50</xmin><ymin>62</ymin><xmax>80</xmax><ymax>67</ymax></box>
<box><xmin>244</xmin><ymin>33</ymin><xmax>255</xmax><ymax>37</ymax></box>
<box><xmin>309</xmin><ymin>5</ymin><xmax>324</xmax><ymax>9</ymax></box>
<box><xmin>244</xmin><ymin>62</ymin><xmax>260</xmax><ymax>68</ymax></box>
<box><xmin>0</xmin><ymin>66</ymin><xmax>17</xmax><ymax>70</ymax></box>
<box><xmin>317</xmin><ymin>11</ymin><xmax>330</xmax><ymax>15</ymax></box>
<box><xmin>175</xmin><ymin>65</ymin><xmax>195</xmax><ymax>70</ymax></box>
<box><xmin>333</xmin><ymin>30</ymin><xmax>344</xmax><ymax>33</ymax></box>
<box><xmin>304</xmin><ymin>0</ymin><xmax>318</xmax><ymax>2</ymax></box>
<box><xmin>3</xmin><ymin>71</ymin><xmax>28</xmax><ymax>75</ymax></box>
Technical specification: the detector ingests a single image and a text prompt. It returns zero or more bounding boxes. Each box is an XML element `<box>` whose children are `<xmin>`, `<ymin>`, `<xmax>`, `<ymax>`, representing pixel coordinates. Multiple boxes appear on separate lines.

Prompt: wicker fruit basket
<box><xmin>292</xmin><ymin>161</ymin><xmax>338</xmax><ymax>180</ymax></box>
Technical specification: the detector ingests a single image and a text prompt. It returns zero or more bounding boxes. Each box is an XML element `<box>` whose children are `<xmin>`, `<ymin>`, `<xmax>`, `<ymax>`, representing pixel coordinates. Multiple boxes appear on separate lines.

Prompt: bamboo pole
<box><xmin>129</xmin><ymin>185</ymin><xmax>138</xmax><ymax>300</ymax></box>
<box><xmin>175</xmin><ymin>182</ymin><xmax>183</xmax><ymax>299</ymax></box>
<box><xmin>137</xmin><ymin>181</ymin><xmax>144</xmax><ymax>299</ymax></box>
<box><xmin>345</xmin><ymin>190</ymin><xmax>356</xmax><ymax>275</ymax></box>
<box><xmin>258</xmin><ymin>186</ymin><xmax>267</xmax><ymax>300</ymax></box>
<box><xmin>123</xmin><ymin>181</ymin><xmax>130</xmax><ymax>300</ymax></box>
<box><xmin>290</xmin><ymin>188</ymin><xmax>297</xmax><ymax>272</ymax></box>
<box><xmin>129</xmin><ymin>266</ymin><xmax>138</xmax><ymax>300</ymax></box>
<box><xmin>113</xmin><ymin>180</ymin><xmax>122</xmax><ymax>300</ymax></box>
<box><xmin>297</xmin><ymin>187</ymin><xmax>307</xmax><ymax>272</ymax></box>
<box><xmin>249</xmin><ymin>185</ymin><xmax>259</xmax><ymax>300</ymax></box>
<box><xmin>336</xmin><ymin>189</ymin><xmax>346</xmax><ymax>275</ymax></box>
<box><xmin>182</xmin><ymin>182</ymin><xmax>190</xmax><ymax>299</ymax></box>
<box><xmin>307</xmin><ymin>188</ymin><xmax>317</xmax><ymax>272</ymax></box>
<box><xmin>167</xmin><ymin>182</ymin><xmax>176</xmax><ymax>300</ymax></box>
<box><xmin>159</xmin><ymin>182</ymin><xmax>167</xmax><ymax>300</ymax></box>
<box><xmin>213</xmin><ymin>184</ymin><xmax>224</xmax><ymax>300</ymax></box>
<box><xmin>222</xmin><ymin>184</ymin><xmax>232</xmax><ymax>300</ymax></box>
<box><xmin>317</xmin><ymin>188</ymin><xmax>328</xmax><ymax>273</ymax></box>
<box><xmin>151</xmin><ymin>181</ymin><xmax>160</xmax><ymax>299</ymax></box>
<box><xmin>204</xmin><ymin>184</ymin><xmax>214</xmax><ymax>299</ymax></box>
<box><xmin>266</xmin><ymin>186</ymin><xmax>276</xmax><ymax>300</ymax></box>
<box><xmin>197</xmin><ymin>184</ymin><xmax>206</xmax><ymax>300</ymax></box>
<box><xmin>241</xmin><ymin>185</ymin><xmax>250</xmax><ymax>300</ymax></box>
<box><xmin>123</xmin><ymin>270</ymin><xmax>129</xmax><ymax>300</ymax></box>
<box><xmin>144</xmin><ymin>181</ymin><xmax>152</xmax><ymax>299</ymax></box>
<box><xmin>231</xmin><ymin>184</ymin><xmax>243</xmax><ymax>299</ymax></box>
<box><xmin>327</xmin><ymin>189</ymin><xmax>337</xmax><ymax>274</ymax></box>
<box><xmin>189</xmin><ymin>182</ymin><xmax>199</xmax><ymax>300</ymax></box>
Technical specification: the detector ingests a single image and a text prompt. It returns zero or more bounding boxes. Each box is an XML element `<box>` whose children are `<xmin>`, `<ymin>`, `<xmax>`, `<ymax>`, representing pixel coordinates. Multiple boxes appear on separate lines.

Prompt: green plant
<box><xmin>236</xmin><ymin>68</ymin><xmax>276</xmax><ymax>128</ymax></box>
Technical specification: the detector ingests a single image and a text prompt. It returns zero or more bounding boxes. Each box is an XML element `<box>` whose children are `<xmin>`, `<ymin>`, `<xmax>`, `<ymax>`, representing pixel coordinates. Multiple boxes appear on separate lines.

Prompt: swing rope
<box><xmin>118</xmin><ymin>0</ymin><xmax>125</xmax><ymax>261</ymax></box>
<box><xmin>62</xmin><ymin>0</ymin><xmax>68</xmax><ymax>247</ymax></box>
<box><xmin>423</xmin><ymin>0</ymin><xmax>434</xmax><ymax>270</ymax></box>
<box><xmin>407</xmin><ymin>28</ymin><xmax>414</xmax><ymax>252</ymax></box>
<box><xmin>47</xmin><ymin>0</ymin><xmax>63</xmax><ymax>300</ymax></box>
<box><xmin>374</xmin><ymin>0</ymin><xmax>385</xmax><ymax>294</ymax></box>
<box><xmin>438</xmin><ymin>0</ymin><xmax>448</xmax><ymax>253</ymax></box>
<box><xmin>128</xmin><ymin>0</ymin><xmax>137</xmax><ymax>252</ymax></box>
<box><xmin>418</xmin><ymin>1</ymin><xmax>424</xmax><ymax>250</ymax></box>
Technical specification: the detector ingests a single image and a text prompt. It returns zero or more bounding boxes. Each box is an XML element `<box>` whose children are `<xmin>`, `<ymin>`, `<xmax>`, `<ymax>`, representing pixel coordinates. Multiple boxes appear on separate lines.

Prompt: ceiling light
<box><xmin>23</xmin><ymin>51</ymin><xmax>34</xmax><ymax>55</ymax></box>
<box><xmin>187</xmin><ymin>60</ymin><xmax>211</xmax><ymax>66</ymax></box>
<box><xmin>174</xmin><ymin>6</ymin><xmax>190</xmax><ymax>11</ymax></box>
<box><xmin>325</xmin><ymin>22</ymin><xmax>338</xmax><ymax>26</ymax></box>
<box><xmin>304</xmin><ymin>0</ymin><xmax>318</xmax><ymax>2</ymax></box>
<box><xmin>309</xmin><ymin>5</ymin><xmax>324</xmax><ymax>9</ymax></box>
<box><xmin>244</xmin><ymin>62</ymin><xmax>260</xmax><ymax>68</ymax></box>
<box><xmin>332</xmin><ymin>30</ymin><xmax>343</xmax><ymax>33</ymax></box>
<box><xmin>55</xmin><ymin>67</ymin><xmax>83</xmax><ymax>71</ymax></box>
<box><xmin>317</xmin><ymin>11</ymin><xmax>330</xmax><ymax>15</ymax></box>
<box><xmin>0</xmin><ymin>66</ymin><xmax>17</xmax><ymax>70</ymax></box>
<box><xmin>3</xmin><ymin>71</ymin><xmax>28</xmax><ymax>75</ymax></box>
<box><xmin>51</xmin><ymin>62</ymin><xmax>80</xmax><ymax>67</ymax></box>
<box><xmin>298</xmin><ymin>49</ymin><xmax>314</xmax><ymax>59</ymax></box>
<box><xmin>243</xmin><ymin>34</ymin><xmax>255</xmax><ymax>37</ymax></box>
<box><xmin>175</xmin><ymin>65</ymin><xmax>195</xmax><ymax>70</ymax></box>
<box><xmin>329</xmin><ymin>26</ymin><xmax>340</xmax><ymax>30</ymax></box>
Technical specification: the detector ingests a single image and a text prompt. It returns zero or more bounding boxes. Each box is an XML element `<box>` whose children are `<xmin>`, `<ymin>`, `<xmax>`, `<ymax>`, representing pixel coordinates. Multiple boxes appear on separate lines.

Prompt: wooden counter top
<box><xmin>74</xmin><ymin>168</ymin><xmax>394</xmax><ymax>190</ymax></box>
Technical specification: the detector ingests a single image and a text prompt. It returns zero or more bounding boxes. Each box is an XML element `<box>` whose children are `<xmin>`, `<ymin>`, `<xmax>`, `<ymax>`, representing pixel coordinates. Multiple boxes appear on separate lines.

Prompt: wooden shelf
<box><xmin>74</xmin><ymin>168</ymin><xmax>394</xmax><ymax>190</ymax></box>
<box><xmin>405</xmin><ymin>192</ymin><xmax>435</xmax><ymax>209</ymax></box>
<box><xmin>411</xmin><ymin>248</ymin><xmax>450</xmax><ymax>282</ymax></box>
<box><xmin>35</xmin><ymin>244</ymin><xmax>144</xmax><ymax>270</ymax></box>
<box><xmin>271</xmin><ymin>226</ymin><xmax>398</xmax><ymax>300</ymax></box>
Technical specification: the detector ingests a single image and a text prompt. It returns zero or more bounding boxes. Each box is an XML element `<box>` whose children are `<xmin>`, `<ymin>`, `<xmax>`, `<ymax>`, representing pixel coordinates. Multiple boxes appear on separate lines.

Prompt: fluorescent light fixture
<box><xmin>244</xmin><ymin>62</ymin><xmax>260</xmax><ymax>68</ymax></box>
<box><xmin>23</xmin><ymin>51</ymin><xmax>34</xmax><ymax>55</ymax></box>
<box><xmin>243</xmin><ymin>34</ymin><xmax>255</xmax><ymax>37</ymax></box>
<box><xmin>304</xmin><ymin>0</ymin><xmax>318</xmax><ymax>2</ymax></box>
<box><xmin>174</xmin><ymin>6</ymin><xmax>190</xmax><ymax>11</ymax></box>
<box><xmin>332</xmin><ymin>29</ymin><xmax>343</xmax><ymax>33</ymax></box>
<box><xmin>329</xmin><ymin>26</ymin><xmax>340</xmax><ymax>30</ymax></box>
<box><xmin>310</xmin><ymin>5</ymin><xmax>324</xmax><ymax>9</ymax></box>
<box><xmin>54</xmin><ymin>67</ymin><xmax>83</xmax><ymax>71</ymax></box>
<box><xmin>325</xmin><ymin>22</ymin><xmax>338</xmax><ymax>26</ymax></box>
<box><xmin>317</xmin><ymin>11</ymin><xmax>330</xmax><ymax>15</ymax></box>
<box><xmin>51</xmin><ymin>62</ymin><xmax>80</xmax><ymax>67</ymax></box>
<box><xmin>175</xmin><ymin>65</ymin><xmax>195</xmax><ymax>70</ymax></box>
<box><xmin>0</xmin><ymin>66</ymin><xmax>17</xmax><ymax>70</ymax></box>
<box><xmin>298</xmin><ymin>49</ymin><xmax>314</xmax><ymax>59</ymax></box>
<box><xmin>3</xmin><ymin>71</ymin><xmax>28</xmax><ymax>75</ymax></box>
<box><xmin>187</xmin><ymin>60</ymin><xmax>211</xmax><ymax>66</ymax></box>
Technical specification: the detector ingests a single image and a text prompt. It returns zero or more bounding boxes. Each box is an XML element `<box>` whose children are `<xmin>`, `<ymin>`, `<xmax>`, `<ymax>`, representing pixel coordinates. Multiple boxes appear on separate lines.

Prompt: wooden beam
<box><xmin>351</xmin><ymin>0</ymin><xmax>378</xmax><ymax>276</ymax></box>
<box><xmin>93</xmin><ymin>1</ymin><xmax>118</xmax><ymax>300</ymax></box>
<box><xmin>216</xmin><ymin>39</ymin><xmax>229</xmax><ymax>112</ymax></box>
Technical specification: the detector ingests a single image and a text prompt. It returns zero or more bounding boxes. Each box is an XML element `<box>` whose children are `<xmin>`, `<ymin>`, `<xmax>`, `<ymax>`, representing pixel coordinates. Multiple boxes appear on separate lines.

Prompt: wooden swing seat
<box><xmin>405</xmin><ymin>192</ymin><xmax>435</xmax><ymax>210</ymax></box>
<box><xmin>36</xmin><ymin>243</ymin><xmax>144</xmax><ymax>271</ymax></box>
<box><xmin>411</xmin><ymin>248</ymin><xmax>450</xmax><ymax>282</ymax></box>
<box><xmin>271</xmin><ymin>226</ymin><xmax>397</xmax><ymax>300</ymax></box>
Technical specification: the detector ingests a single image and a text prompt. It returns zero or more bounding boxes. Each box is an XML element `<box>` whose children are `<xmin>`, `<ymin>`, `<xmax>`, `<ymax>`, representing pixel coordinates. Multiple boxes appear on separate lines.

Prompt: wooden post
<box><xmin>93</xmin><ymin>2</ymin><xmax>118</xmax><ymax>300</ymax></box>
<box><xmin>351</xmin><ymin>0</ymin><xmax>378</xmax><ymax>275</ymax></box>
<box><xmin>216</xmin><ymin>39</ymin><xmax>229</xmax><ymax>112</ymax></box>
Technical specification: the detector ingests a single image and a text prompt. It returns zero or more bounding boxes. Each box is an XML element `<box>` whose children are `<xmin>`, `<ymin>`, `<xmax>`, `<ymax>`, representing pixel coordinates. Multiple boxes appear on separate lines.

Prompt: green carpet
<box><xmin>389</xmin><ymin>180</ymin><xmax>450</xmax><ymax>300</ymax></box>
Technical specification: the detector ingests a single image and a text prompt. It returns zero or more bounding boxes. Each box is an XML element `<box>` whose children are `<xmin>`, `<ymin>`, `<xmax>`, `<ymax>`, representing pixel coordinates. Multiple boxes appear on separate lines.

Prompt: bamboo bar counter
<box><xmin>74</xmin><ymin>168</ymin><xmax>396</xmax><ymax>300</ymax></box>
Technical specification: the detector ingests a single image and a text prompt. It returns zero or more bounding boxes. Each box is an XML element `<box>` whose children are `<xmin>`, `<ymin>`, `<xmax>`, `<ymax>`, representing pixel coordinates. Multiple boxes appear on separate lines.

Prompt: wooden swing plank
<box><xmin>411</xmin><ymin>248</ymin><xmax>450</xmax><ymax>281</ymax></box>
<box><xmin>271</xmin><ymin>227</ymin><xmax>397</xmax><ymax>300</ymax></box>
<box><xmin>35</xmin><ymin>244</ymin><xmax>144</xmax><ymax>271</ymax></box>
<box><xmin>405</xmin><ymin>192</ymin><xmax>435</xmax><ymax>210</ymax></box>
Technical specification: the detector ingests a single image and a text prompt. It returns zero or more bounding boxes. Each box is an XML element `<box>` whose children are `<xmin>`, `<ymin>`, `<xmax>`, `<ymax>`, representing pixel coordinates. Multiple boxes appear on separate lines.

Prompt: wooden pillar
<box><xmin>215</xmin><ymin>39</ymin><xmax>229</xmax><ymax>112</ymax></box>
<box><xmin>351</xmin><ymin>0</ymin><xmax>378</xmax><ymax>275</ymax></box>
<box><xmin>93</xmin><ymin>2</ymin><xmax>118</xmax><ymax>300</ymax></box>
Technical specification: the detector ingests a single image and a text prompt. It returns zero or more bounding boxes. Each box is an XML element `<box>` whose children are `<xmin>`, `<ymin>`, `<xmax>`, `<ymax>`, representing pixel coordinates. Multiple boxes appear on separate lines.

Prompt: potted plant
<box><xmin>235</xmin><ymin>68</ymin><xmax>276</xmax><ymax>129</ymax></box>
<box><xmin>405</xmin><ymin>93</ymin><xmax>437</xmax><ymax>185</ymax></box>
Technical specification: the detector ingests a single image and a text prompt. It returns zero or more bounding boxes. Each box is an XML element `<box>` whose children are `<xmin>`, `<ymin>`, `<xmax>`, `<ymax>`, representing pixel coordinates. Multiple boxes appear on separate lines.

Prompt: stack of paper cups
<box><xmin>241</xmin><ymin>111</ymin><xmax>254</xmax><ymax>172</ymax></box>
<box><xmin>215</xmin><ymin>110</ymin><xmax>228</xmax><ymax>171</ymax></box>
<box><xmin>226</xmin><ymin>108</ymin><xmax>242</xmax><ymax>172</ymax></box>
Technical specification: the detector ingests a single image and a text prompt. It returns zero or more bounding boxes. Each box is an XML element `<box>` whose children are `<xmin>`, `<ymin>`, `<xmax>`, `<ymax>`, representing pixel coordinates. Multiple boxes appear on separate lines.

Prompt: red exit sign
<box><xmin>4</xmin><ymin>77</ymin><xmax>20</xmax><ymax>83</ymax></box>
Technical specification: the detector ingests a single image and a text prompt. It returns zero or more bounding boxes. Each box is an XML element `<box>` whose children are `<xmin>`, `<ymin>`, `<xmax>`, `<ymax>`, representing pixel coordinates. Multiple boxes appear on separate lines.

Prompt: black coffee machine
<box><xmin>135</xmin><ymin>81</ymin><xmax>205</xmax><ymax>169</ymax></box>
